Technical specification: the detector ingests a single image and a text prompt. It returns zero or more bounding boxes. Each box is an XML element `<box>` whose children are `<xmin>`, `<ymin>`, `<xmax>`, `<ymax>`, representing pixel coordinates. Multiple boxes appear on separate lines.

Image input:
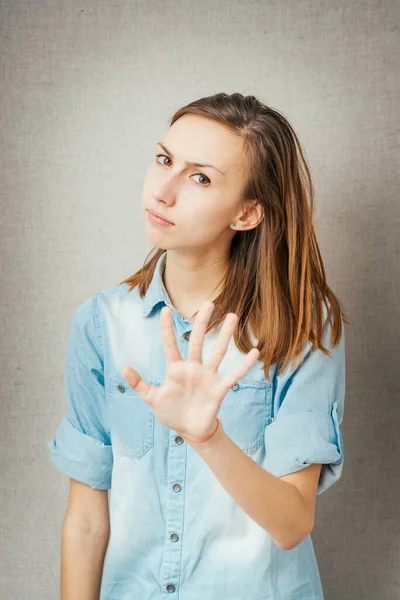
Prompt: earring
<box><xmin>232</xmin><ymin>223</ymin><xmax>236</xmax><ymax>226</ymax></box>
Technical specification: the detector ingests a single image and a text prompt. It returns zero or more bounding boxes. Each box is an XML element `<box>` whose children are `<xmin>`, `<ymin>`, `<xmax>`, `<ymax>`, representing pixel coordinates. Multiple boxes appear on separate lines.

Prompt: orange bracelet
<box><xmin>180</xmin><ymin>418</ymin><xmax>221</xmax><ymax>444</ymax></box>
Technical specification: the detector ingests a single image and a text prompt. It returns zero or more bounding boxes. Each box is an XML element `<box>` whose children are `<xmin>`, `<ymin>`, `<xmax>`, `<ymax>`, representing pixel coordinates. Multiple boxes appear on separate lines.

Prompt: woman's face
<box><xmin>141</xmin><ymin>113</ymin><xmax>252</xmax><ymax>251</ymax></box>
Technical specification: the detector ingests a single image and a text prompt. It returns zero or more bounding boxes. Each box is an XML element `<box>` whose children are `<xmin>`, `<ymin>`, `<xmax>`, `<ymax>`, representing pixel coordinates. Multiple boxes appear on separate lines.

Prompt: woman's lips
<box><xmin>147</xmin><ymin>210</ymin><xmax>175</xmax><ymax>227</ymax></box>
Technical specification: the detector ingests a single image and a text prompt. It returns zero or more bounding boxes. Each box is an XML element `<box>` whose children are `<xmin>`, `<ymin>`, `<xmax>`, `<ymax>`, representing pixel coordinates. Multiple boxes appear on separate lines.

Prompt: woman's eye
<box><xmin>155</xmin><ymin>153</ymin><xmax>171</xmax><ymax>166</ymax></box>
<box><xmin>155</xmin><ymin>154</ymin><xmax>210</xmax><ymax>187</ymax></box>
<box><xmin>191</xmin><ymin>173</ymin><xmax>210</xmax><ymax>186</ymax></box>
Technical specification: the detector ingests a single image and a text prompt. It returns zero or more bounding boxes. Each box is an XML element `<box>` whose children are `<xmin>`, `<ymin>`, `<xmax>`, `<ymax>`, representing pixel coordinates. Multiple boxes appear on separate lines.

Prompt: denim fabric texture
<box><xmin>47</xmin><ymin>250</ymin><xmax>345</xmax><ymax>599</ymax></box>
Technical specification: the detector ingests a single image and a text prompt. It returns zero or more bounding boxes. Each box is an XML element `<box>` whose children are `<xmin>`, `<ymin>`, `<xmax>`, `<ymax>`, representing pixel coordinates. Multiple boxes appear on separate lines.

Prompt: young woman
<box><xmin>48</xmin><ymin>92</ymin><xmax>348</xmax><ymax>599</ymax></box>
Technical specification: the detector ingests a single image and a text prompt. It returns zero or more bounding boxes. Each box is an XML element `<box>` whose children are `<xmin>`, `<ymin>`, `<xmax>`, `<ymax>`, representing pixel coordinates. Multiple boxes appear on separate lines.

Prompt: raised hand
<box><xmin>121</xmin><ymin>300</ymin><xmax>260</xmax><ymax>442</ymax></box>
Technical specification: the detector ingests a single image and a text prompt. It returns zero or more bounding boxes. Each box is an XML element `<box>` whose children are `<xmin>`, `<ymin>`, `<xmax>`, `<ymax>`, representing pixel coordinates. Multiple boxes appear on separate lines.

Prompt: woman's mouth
<box><xmin>147</xmin><ymin>210</ymin><xmax>175</xmax><ymax>227</ymax></box>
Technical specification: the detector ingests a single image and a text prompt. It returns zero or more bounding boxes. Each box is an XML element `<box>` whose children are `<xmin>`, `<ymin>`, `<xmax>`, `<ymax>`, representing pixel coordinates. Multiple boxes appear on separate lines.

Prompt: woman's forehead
<box><xmin>164</xmin><ymin>117</ymin><xmax>248</xmax><ymax>176</ymax></box>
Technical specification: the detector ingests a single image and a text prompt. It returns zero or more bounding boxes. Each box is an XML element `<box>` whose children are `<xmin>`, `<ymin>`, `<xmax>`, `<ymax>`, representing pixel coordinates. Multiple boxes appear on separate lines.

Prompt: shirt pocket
<box><xmin>218</xmin><ymin>378</ymin><xmax>272</xmax><ymax>454</ymax></box>
<box><xmin>107</xmin><ymin>375</ymin><xmax>161</xmax><ymax>459</ymax></box>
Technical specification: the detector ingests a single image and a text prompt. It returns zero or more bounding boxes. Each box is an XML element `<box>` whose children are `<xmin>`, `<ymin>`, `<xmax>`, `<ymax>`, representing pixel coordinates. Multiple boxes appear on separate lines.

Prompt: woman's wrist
<box><xmin>179</xmin><ymin>418</ymin><xmax>221</xmax><ymax>444</ymax></box>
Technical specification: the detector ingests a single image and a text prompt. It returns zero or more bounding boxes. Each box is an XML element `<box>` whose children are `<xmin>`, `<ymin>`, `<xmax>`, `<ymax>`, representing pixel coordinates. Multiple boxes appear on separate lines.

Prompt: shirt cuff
<box><xmin>47</xmin><ymin>414</ymin><xmax>113</xmax><ymax>490</ymax></box>
<box><xmin>264</xmin><ymin>400</ymin><xmax>344</xmax><ymax>495</ymax></box>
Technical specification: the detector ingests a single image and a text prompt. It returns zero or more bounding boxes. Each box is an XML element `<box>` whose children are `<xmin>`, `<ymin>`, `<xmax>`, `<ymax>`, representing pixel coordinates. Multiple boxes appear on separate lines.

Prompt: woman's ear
<box><xmin>236</xmin><ymin>200</ymin><xmax>264</xmax><ymax>231</ymax></box>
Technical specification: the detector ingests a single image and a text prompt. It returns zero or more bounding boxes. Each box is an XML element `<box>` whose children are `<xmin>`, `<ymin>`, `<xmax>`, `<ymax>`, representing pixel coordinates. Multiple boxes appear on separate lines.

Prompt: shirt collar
<box><xmin>142</xmin><ymin>251</ymin><xmax>169</xmax><ymax>318</ymax></box>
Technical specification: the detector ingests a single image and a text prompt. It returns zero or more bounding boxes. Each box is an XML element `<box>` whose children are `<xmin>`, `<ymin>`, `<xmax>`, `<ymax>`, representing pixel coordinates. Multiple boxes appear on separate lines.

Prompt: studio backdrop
<box><xmin>0</xmin><ymin>1</ymin><xmax>398</xmax><ymax>599</ymax></box>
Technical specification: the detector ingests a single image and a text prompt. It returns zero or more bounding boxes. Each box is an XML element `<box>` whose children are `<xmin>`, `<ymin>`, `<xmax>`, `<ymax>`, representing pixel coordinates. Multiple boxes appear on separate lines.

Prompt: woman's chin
<box><xmin>144</xmin><ymin>228</ymin><xmax>173</xmax><ymax>250</ymax></box>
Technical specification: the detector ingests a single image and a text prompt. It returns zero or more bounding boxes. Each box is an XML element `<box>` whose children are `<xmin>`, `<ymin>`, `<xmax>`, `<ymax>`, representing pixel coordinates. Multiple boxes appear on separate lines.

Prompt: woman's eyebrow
<box><xmin>157</xmin><ymin>142</ymin><xmax>225</xmax><ymax>176</ymax></box>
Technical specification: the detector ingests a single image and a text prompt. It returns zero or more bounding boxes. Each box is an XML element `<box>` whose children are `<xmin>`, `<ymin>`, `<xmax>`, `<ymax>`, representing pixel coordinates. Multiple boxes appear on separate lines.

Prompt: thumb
<box><xmin>121</xmin><ymin>365</ymin><xmax>153</xmax><ymax>404</ymax></box>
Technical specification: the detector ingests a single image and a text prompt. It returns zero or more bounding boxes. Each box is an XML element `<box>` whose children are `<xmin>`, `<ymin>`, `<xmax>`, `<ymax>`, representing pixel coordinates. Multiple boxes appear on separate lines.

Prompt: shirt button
<box><xmin>170</xmin><ymin>533</ymin><xmax>179</xmax><ymax>542</ymax></box>
<box><xmin>166</xmin><ymin>584</ymin><xmax>176</xmax><ymax>593</ymax></box>
<box><xmin>117</xmin><ymin>384</ymin><xmax>125</xmax><ymax>393</ymax></box>
<box><xmin>172</xmin><ymin>483</ymin><xmax>182</xmax><ymax>492</ymax></box>
<box><xmin>231</xmin><ymin>383</ymin><xmax>239</xmax><ymax>391</ymax></box>
<box><xmin>175</xmin><ymin>436</ymin><xmax>184</xmax><ymax>445</ymax></box>
<box><xmin>183</xmin><ymin>331</ymin><xmax>191</xmax><ymax>341</ymax></box>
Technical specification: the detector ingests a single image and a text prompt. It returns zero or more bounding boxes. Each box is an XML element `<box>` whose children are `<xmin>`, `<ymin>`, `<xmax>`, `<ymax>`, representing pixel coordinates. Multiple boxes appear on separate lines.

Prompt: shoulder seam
<box><xmin>92</xmin><ymin>293</ymin><xmax>104</xmax><ymax>362</ymax></box>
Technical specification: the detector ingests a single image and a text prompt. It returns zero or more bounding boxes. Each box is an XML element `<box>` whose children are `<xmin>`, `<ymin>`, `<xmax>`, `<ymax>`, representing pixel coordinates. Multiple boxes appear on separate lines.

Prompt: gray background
<box><xmin>1</xmin><ymin>1</ymin><xmax>399</xmax><ymax>598</ymax></box>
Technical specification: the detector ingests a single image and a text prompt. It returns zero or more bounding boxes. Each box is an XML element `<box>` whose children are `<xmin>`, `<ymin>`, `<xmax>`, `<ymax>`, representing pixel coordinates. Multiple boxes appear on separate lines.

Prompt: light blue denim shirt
<box><xmin>47</xmin><ymin>250</ymin><xmax>345</xmax><ymax>600</ymax></box>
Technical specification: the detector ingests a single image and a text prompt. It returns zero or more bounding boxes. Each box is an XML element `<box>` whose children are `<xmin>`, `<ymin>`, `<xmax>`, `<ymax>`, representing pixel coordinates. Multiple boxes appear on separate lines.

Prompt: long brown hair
<box><xmin>119</xmin><ymin>92</ymin><xmax>350</xmax><ymax>382</ymax></box>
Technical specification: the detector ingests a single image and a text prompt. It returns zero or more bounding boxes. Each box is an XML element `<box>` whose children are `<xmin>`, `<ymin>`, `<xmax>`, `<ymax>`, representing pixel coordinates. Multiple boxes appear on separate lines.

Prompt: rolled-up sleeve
<box><xmin>264</xmin><ymin>303</ymin><xmax>345</xmax><ymax>495</ymax></box>
<box><xmin>47</xmin><ymin>294</ymin><xmax>113</xmax><ymax>490</ymax></box>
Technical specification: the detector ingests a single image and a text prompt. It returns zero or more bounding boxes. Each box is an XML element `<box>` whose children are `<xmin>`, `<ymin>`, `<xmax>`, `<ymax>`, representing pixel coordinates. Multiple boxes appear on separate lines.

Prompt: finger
<box><xmin>215</xmin><ymin>347</ymin><xmax>261</xmax><ymax>394</ymax></box>
<box><xmin>160</xmin><ymin>305</ymin><xmax>182</xmax><ymax>365</ymax></box>
<box><xmin>206</xmin><ymin>312</ymin><xmax>238</xmax><ymax>372</ymax></box>
<box><xmin>187</xmin><ymin>300</ymin><xmax>215</xmax><ymax>363</ymax></box>
<box><xmin>121</xmin><ymin>365</ymin><xmax>156</xmax><ymax>405</ymax></box>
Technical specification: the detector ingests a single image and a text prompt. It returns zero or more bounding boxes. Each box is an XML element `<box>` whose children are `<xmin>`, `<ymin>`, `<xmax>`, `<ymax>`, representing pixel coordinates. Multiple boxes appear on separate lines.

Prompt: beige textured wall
<box><xmin>1</xmin><ymin>1</ymin><xmax>398</xmax><ymax>598</ymax></box>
